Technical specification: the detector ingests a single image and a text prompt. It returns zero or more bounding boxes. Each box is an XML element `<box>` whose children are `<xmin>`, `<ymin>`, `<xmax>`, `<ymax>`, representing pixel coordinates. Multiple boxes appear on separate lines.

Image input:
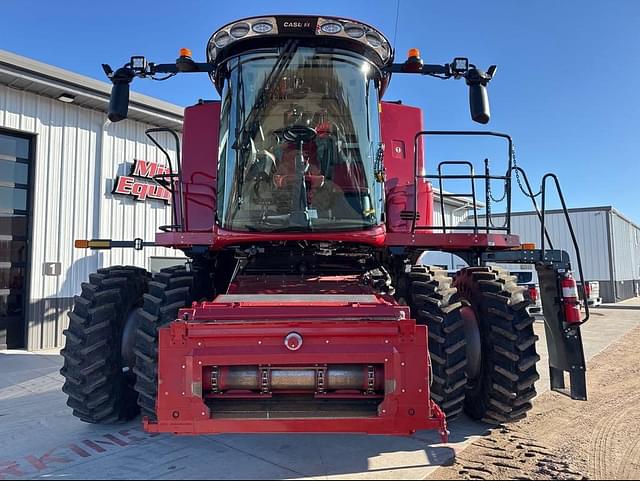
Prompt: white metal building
<box><xmin>0</xmin><ymin>50</ymin><xmax>185</xmax><ymax>350</ymax></box>
<box><xmin>488</xmin><ymin>206</ymin><xmax>640</xmax><ymax>303</ymax></box>
<box><xmin>0</xmin><ymin>50</ymin><xmax>475</xmax><ymax>351</ymax></box>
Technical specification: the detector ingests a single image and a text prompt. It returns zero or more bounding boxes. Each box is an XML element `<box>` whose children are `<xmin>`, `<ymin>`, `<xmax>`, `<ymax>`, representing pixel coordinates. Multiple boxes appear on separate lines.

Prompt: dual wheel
<box><xmin>406</xmin><ymin>265</ymin><xmax>540</xmax><ymax>423</ymax></box>
<box><xmin>60</xmin><ymin>265</ymin><xmax>195</xmax><ymax>423</ymax></box>
<box><xmin>61</xmin><ymin>263</ymin><xmax>539</xmax><ymax>425</ymax></box>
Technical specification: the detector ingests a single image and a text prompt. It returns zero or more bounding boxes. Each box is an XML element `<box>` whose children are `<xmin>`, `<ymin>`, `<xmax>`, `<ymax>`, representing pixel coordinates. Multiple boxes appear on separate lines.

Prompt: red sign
<box><xmin>112</xmin><ymin>159</ymin><xmax>172</xmax><ymax>203</ymax></box>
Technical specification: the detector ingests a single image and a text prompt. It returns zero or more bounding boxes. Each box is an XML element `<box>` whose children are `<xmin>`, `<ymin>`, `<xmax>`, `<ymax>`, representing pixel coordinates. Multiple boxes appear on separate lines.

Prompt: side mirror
<box><xmin>108</xmin><ymin>67</ymin><xmax>134</xmax><ymax>122</ymax></box>
<box><xmin>465</xmin><ymin>67</ymin><xmax>494</xmax><ymax>124</ymax></box>
<box><xmin>468</xmin><ymin>81</ymin><xmax>490</xmax><ymax>124</ymax></box>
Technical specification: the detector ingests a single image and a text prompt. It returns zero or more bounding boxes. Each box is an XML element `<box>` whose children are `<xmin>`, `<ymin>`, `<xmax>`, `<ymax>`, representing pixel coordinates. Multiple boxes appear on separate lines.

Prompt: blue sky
<box><xmin>2</xmin><ymin>0</ymin><xmax>639</xmax><ymax>220</ymax></box>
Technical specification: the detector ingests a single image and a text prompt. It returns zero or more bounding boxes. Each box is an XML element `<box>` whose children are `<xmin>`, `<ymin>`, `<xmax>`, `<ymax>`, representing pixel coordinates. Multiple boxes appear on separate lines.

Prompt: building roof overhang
<box><xmin>0</xmin><ymin>49</ymin><xmax>184</xmax><ymax>131</ymax></box>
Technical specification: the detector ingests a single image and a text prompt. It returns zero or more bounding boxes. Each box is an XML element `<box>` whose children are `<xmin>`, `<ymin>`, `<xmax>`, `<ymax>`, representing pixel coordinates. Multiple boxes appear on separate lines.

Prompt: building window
<box><xmin>0</xmin><ymin>130</ymin><xmax>32</xmax><ymax>349</ymax></box>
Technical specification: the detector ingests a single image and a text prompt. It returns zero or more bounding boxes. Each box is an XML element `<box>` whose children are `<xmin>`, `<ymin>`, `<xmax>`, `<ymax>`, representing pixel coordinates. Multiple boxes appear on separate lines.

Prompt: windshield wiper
<box><xmin>266</xmin><ymin>226</ymin><xmax>313</xmax><ymax>233</ymax></box>
<box><xmin>233</xmin><ymin>39</ymin><xmax>299</xmax><ymax>208</ymax></box>
<box><xmin>233</xmin><ymin>39</ymin><xmax>299</xmax><ymax>152</ymax></box>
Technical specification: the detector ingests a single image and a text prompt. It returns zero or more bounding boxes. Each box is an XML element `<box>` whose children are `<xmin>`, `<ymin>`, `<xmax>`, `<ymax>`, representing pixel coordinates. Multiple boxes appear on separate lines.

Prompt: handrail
<box><xmin>411</xmin><ymin>130</ymin><xmax>514</xmax><ymax>234</ymax></box>
<box><xmin>540</xmin><ymin>173</ymin><xmax>590</xmax><ymax>324</ymax></box>
<box><xmin>409</xmin><ymin>132</ymin><xmax>588</xmax><ymax>324</ymax></box>
<box><xmin>145</xmin><ymin>128</ymin><xmax>183</xmax><ymax>231</ymax></box>
<box><xmin>437</xmin><ymin>161</ymin><xmax>478</xmax><ymax>233</ymax></box>
<box><xmin>511</xmin><ymin>166</ymin><xmax>554</xmax><ymax>249</ymax></box>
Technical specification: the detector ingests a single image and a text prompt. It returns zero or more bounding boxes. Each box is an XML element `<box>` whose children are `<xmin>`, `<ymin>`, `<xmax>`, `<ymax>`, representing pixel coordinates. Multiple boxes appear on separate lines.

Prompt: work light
<box><xmin>452</xmin><ymin>57</ymin><xmax>469</xmax><ymax>75</ymax></box>
<box><xmin>130</xmin><ymin>56</ymin><xmax>147</xmax><ymax>74</ymax></box>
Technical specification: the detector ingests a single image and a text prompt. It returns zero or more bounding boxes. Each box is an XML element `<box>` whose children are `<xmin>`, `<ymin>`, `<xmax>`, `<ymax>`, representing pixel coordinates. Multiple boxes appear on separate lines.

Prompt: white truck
<box><xmin>505</xmin><ymin>264</ymin><xmax>543</xmax><ymax>316</ymax></box>
<box><xmin>578</xmin><ymin>280</ymin><xmax>602</xmax><ymax>307</ymax></box>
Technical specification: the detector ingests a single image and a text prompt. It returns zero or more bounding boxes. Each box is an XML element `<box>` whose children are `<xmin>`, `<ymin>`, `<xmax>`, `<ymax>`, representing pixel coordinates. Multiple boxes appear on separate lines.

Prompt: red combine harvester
<box><xmin>62</xmin><ymin>15</ymin><xmax>590</xmax><ymax>442</ymax></box>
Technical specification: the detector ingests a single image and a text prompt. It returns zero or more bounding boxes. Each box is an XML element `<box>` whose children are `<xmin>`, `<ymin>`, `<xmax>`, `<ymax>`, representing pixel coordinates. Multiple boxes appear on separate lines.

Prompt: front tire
<box><xmin>454</xmin><ymin>267</ymin><xmax>540</xmax><ymax>424</ymax></box>
<box><xmin>133</xmin><ymin>266</ymin><xmax>195</xmax><ymax>420</ymax></box>
<box><xmin>60</xmin><ymin>266</ymin><xmax>150</xmax><ymax>423</ymax></box>
<box><xmin>406</xmin><ymin>265</ymin><xmax>467</xmax><ymax>420</ymax></box>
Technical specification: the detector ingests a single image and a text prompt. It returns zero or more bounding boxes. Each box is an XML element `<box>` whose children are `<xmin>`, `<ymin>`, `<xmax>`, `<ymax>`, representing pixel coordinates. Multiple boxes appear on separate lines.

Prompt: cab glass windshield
<box><xmin>217</xmin><ymin>46</ymin><xmax>383</xmax><ymax>232</ymax></box>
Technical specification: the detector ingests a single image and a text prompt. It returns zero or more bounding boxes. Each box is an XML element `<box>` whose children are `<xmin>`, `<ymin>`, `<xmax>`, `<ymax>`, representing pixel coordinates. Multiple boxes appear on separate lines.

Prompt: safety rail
<box><xmin>412</xmin><ymin>131</ymin><xmax>513</xmax><ymax>234</ymax></box>
<box><xmin>512</xmin><ymin>167</ymin><xmax>590</xmax><ymax>325</ymax></box>
<box><xmin>436</xmin><ymin>161</ymin><xmax>479</xmax><ymax>233</ymax></box>
<box><xmin>411</xmin><ymin>130</ymin><xmax>589</xmax><ymax>324</ymax></box>
<box><xmin>145</xmin><ymin>128</ymin><xmax>184</xmax><ymax>232</ymax></box>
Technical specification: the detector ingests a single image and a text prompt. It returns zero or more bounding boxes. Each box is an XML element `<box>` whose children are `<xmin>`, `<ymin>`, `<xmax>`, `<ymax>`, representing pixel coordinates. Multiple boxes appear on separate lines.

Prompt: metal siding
<box><xmin>0</xmin><ymin>85</ymin><xmax>184</xmax><ymax>350</ymax></box>
<box><xmin>488</xmin><ymin>209</ymin><xmax>611</xmax><ymax>282</ymax></box>
<box><xmin>419</xmin><ymin>202</ymin><xmax>471</xmax><ymax>267</ymax></box>
<box><xmin>0</xmin><ymin>49</ymin><xmax>184</xmax><ymax>130</ymax></box>
<box><xmin>432</xmin><ymin>199</ymin><xmax>470</xmax><ymax>232</ymax></box>
<box><xmin>611</xmin><ymin>211</ymin><xmax>640</xmax><ymax>283</ymax></box>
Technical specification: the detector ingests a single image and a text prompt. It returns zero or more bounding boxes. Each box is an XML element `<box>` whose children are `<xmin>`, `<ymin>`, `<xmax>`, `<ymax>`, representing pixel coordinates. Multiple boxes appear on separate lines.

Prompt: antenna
<box><xmin>392</xmin><ymin>0</ymin><xmax>401</xmax><ymax>51</ymax></box>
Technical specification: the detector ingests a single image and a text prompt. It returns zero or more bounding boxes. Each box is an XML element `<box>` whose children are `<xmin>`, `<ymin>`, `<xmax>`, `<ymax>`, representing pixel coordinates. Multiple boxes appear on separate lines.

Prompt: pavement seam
<box><xmin>203</xmin><ymin>437</ymin><xmax>307</xmax><ymax>477</ymax></box>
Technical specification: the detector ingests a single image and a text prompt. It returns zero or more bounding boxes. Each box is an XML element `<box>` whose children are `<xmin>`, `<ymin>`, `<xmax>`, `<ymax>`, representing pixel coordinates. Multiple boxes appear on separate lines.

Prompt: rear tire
<box><xmin>60</xmin><ymin>266</ymin><xmax>150</xmax><ymax>423</ymax></box>
<box><xmin>133</xmin><ymin>266</ymin><xmax>195</xmax><ymax>420</ymax></box>
<box><xmin>454</xmin><ymin>266</ymin><xmax>540</xmax><ymax>424</ymax></box>
<box><xmin>407</xmin><ymin>265</ymin><xmax>467</xmax><ymax>420</ymax></box>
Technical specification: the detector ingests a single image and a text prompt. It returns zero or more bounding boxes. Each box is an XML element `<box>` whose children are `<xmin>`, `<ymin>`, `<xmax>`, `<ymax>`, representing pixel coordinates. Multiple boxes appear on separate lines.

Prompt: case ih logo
<box><xmin>277</xmin><ymin>16</ymin><xmax>317</xmax><ymax>34</ymax></box>
<box><xmin>112</xmin><ymin>159</ymin><xmax>171</xmax><ymax>203</ymax></box>
<box><xmin>283</xmin><ymin>21</ymin><xmax>312</xmax><ymax>28</ymax></box>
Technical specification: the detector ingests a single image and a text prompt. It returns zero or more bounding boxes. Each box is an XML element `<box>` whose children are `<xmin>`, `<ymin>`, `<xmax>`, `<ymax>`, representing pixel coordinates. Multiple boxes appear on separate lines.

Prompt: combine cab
<box><xmin>62</xmin><ymin>15</ymin><xmax>589</xmax><ymax>441</ymax></box>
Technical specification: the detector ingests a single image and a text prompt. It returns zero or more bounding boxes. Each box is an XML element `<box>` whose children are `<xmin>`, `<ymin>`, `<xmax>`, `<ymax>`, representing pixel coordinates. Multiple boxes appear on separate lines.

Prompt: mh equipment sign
<box><xmin>112</xmin><ymin>159</ymin><xmax>172</xmax><ymax>203</ymax></box>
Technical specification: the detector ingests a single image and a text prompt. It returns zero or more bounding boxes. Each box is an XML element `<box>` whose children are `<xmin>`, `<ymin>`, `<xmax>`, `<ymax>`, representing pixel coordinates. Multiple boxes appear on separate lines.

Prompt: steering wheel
<box><xmin>282</xmin><ymin>125</ymin><xmax>317</xmax><ymax>143</ymax></box>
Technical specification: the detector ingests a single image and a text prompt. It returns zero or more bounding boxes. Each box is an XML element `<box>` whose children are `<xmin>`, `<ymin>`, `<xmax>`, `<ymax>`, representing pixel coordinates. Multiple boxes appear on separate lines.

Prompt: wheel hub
<box><xmin>121</xmin><ymin>308</ymin><xmax>142</xmax><ymax>372</ymax></box>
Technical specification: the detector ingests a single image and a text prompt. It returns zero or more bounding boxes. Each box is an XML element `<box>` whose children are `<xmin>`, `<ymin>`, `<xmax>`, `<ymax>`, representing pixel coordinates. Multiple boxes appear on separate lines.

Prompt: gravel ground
<box><xmin>429</xmin><ymin>325</ymin><xmax>640</xmax><ymax>480</ymax></box>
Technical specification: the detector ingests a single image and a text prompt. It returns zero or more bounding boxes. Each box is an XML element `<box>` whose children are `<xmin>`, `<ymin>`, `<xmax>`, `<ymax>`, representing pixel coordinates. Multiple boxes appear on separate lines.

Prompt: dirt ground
<box><xmin>430</xmin><ymin>326</ymin><xmax>640</xmax><ymax>480</ymax></box>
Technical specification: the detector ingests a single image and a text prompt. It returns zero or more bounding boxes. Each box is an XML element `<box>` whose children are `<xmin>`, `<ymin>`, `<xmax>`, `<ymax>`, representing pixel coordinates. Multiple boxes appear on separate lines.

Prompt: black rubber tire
<box><xmin>60</xmin><ymin>266</ymin><xmax>150</xmax><ymax>423</ymax></box>
<box><xmin>133</xmin><ymin>266</ymin><xmax>195</xmax><ymax>420</ymax></box>
<box><xmin>407</xmin><ymin>265</ymin><xmax>467</xmax><ymax>420</ymax></box>
<box><xmin>454</xmin><ymin>266</ymin><xmax>540</xmax><ymax>424</ymax></box>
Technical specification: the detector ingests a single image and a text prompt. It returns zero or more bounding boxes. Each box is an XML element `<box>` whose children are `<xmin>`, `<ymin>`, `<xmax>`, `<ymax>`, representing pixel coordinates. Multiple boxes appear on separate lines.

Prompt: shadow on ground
<box><xmin>0</xmin><ymin>400</ymin><xmax>490</xmax><ymax>480</ymax></box>
<box><xmin>0</xmin><ymin>350</ymin><xmax>494</xmax><ymax>480</ymax></box>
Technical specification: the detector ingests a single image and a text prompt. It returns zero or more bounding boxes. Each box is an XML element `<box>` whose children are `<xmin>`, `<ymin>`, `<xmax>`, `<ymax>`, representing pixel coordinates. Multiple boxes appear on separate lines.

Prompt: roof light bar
<box><xmin>344</xmin><ymin>23</ymin><xmax>365</xmax><ymax>38</ymax></box>
<box><xmin>206</xmin><ymin>16</ymin><xmax>392</xmax><ymax>70</ymax></box>
<box><xmin>230</xmin><ymin>22</ymin><xmax>250</xmax><ymax>38</ymax></box>
<box><xmin>320</xmin><ymin>22</ymin><xmax>342</xmax><ymax>34</ymax></box>
<box><xmin>213</xmin><ymin>31</ymin><xmax>232</xmax><ymax>48</ymax></box>
<box><xmin>252</xmin><ymin>21</ymin><xmax>274</xmax><ymax>33</ymax></box>
<box><xmin>317</xmin><ymin>17</ymin><xmax>391</xmax><ymax>63</ymax></box>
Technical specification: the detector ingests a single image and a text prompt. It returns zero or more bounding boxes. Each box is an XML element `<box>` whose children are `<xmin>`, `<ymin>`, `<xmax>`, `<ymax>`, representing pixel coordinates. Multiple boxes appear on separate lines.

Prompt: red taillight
<box><xmin>528</xmin><ymin>286</ymin><xmax>539</xmax><ymax>302</ymax></box>
<box><xmin>584</xmin><ymin>282</ymin><xmax>592</xmax><ymax>297</ymax></box>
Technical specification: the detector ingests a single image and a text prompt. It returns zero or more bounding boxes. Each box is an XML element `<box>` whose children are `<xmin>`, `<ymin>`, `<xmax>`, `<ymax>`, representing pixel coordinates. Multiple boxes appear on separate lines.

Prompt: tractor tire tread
<box><xmin>454</xmin><ymin>266</ymin><xmax>539</xmax><ymax>424</ymax></box>
<box><xmin>60</xmin><ymin>266</ymin><xmax>150</xmax><ymax>424</ymax></box>
<box><xmin>133</xmin><ymin>266</ymin><xmax>195</xmax><ymax>421</ymax></box>
<box><xmin>407</xmin><ymin>265</ymin><xmax>467</xmax><ymax>420</ymax></box>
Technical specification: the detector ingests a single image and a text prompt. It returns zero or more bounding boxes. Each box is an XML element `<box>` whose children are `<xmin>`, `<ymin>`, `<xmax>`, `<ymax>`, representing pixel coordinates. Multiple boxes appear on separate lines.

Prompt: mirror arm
<box><xmin>104</xmin><ymin>59</ymin><xmax>216</xmax><ymax>81</ymax></box>
<box><xmin>386</xmin><ymin>57</ymin><xmax>497</xmax><ymax>125</ymax></box>
<box><xmin>420</xmin><ymin>64</ymin><xmax>452</xmax><ymax>76</ymax></box>
<box><xmin>149</xmin><ymin>62</ymin><xmax>215</xmax><ymax>75</ymax></box>
<box><xmin>386</xmin><ymin>63</ymin><xmax>452</xmax><ymax>76</ymax></box>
